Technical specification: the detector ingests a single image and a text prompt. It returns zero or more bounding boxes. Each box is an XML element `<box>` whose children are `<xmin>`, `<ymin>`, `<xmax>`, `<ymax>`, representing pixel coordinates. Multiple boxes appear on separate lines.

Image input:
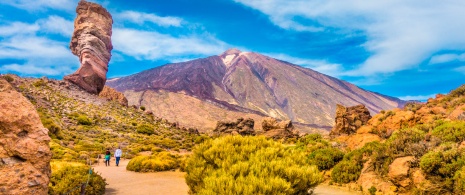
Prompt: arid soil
<box><xmin>93</xmin><ymin>159</ymin><xmax>360</xmax><ymax>195</ymax></box>
<box><xmin>93</xmin><ymin>160</ymin><xmax>188</xmax><ymax>195</ymax></box>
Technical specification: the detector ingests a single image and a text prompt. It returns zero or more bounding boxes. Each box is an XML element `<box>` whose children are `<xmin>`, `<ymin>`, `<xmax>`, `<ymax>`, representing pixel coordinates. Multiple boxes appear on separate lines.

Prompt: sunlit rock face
<box><xmin>0</xmin><ymin>78</ymin><xmax>52</xmax><ymax>194</ymax></box>
<box><xmin>65</xmin><ymin>0</ymin><xmax>113</xmax><ymax>95</ymax></box>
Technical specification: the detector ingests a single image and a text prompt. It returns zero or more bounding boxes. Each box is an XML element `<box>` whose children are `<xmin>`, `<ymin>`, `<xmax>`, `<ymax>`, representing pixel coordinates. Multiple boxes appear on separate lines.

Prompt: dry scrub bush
<box><xmin>126</xmin><ymin>152</ymin><xmax>179</xmax><ymax>172</ymax></box>
<box><xmin>185</xmin><ymin>136</ymin><xmax>322</xmax><ymax>195</ymax></box>
<box><xmin>49</xmin><ymin>161</ymin><xmax>105</xmax><ymax>195</ymax></box>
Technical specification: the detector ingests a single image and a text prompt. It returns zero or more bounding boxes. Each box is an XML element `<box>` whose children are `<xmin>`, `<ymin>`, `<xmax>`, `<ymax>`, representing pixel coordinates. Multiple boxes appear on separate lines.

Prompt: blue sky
<box><xmin>1</xmin><ymin>0</ymin><xmax>465</xmax><ymax>101</ymax></box>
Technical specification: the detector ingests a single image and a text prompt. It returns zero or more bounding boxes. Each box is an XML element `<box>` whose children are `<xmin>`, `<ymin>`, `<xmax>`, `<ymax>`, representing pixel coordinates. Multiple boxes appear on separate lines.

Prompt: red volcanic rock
<box><xmin>64</xmin><ymin>0</ymin><xmax>113</xmax><ymax>94</ymax></box>
<box><xmin>261</xmin><ymin>117</ymin><xmax>299</xmax><ymax>139</ymax></box>
<box><xmin>213</xmin><ymin>118</ymin><xmax>255</xmax><ymax>136</ymax></box>
<box><xmin>0</xmin><ymin>78</ymin><xmax>52</xmax><ymax>194</ymax></box>
<box><xmin>99</xmin><ymin>86</ymin><xmax>128</xmax><ymax>106</ymax></box>
<box><xmin>330</xmin><ymin>104</ymin><xmax>372</xmax><ymax>136</ymax></box>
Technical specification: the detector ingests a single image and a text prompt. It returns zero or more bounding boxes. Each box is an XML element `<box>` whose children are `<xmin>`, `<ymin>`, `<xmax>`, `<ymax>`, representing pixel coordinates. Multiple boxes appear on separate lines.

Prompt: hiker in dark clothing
<box><xmin>105</xmin><ymin>149</ymin><xmax>111</xmax><ymax>166</ymax></box>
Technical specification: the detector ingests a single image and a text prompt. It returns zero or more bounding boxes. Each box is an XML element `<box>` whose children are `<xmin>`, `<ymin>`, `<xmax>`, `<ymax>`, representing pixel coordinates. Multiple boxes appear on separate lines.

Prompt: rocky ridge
<box><xmin>213</xmin><ymin>117</ymin><xmax>299</xmax><ymax>139</ymax></box>
<box><xmin>65</xmin><ymin>0</ymin><xmax>113</xmax><ymax>94</ymax></box>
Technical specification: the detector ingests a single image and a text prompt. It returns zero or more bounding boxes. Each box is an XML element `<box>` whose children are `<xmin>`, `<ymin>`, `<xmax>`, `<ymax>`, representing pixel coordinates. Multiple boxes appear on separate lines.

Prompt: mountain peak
<box><xmin>221</xmin><ymin>48</ymin><xmax>242</xmax><ymax>56</ymax></box>
<box><xmin>219</xmin><ymin>48</ymin><xmax>245</xmax><ymax>67</ymax></box>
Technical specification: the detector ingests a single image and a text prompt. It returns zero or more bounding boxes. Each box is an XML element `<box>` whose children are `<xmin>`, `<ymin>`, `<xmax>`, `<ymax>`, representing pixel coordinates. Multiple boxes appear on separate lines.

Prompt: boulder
<box><xmin>388</xmin><ymin>156</ymin><xmax>415</xmax><ymax>187</ymax></box>
<box><xmin>99</xmin><ymin>86</ymin><xmax>128</xmax><ymax>106</ymax></box>
<box><xmin>357</xmin><ymin>160</ymin><xmax>397</xmax><ymax>195</ymax></box>
<box><xmin>0</xmin><ymin>78</ymin><xmax>52</xmax><ymax>194</ymax></box>
<box><xmin>64</xmin><ymin>0</ymin><xmax>113</xmax><ymax>94</ymax></box>
<box><xmin>213</xmin><ymin>118</ymin><xmax>255</xmax><ymax>136</ymax></box>
<box><xmin>261</xmin><ymin>117</ymin><xmax>299</xmax><ymax>139</ymax></box>
<box><xmin>330</xmin><ymin>104</ymin><xmax>371</xmax><ymax>136</ymax></box>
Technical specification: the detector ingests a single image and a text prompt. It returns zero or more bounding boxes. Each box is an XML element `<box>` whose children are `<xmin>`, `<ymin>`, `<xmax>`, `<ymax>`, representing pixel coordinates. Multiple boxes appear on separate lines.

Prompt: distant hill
<box><xmin>107</xmin><ymin>49</ymin><xmax>406</xmax><ymax>132</ymax></box>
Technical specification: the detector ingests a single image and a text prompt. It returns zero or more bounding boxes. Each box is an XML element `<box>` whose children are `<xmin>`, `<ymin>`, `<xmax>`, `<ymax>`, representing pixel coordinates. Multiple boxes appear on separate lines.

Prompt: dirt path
<box><xmin>93</xmin><ymin>160</ymin><xmax>361</xmax><ymax>195</ymax></box>
<box><xmin>93</xmin><ymin>160</ymin><xmax>188</xmax><ymax>195</ymax></box>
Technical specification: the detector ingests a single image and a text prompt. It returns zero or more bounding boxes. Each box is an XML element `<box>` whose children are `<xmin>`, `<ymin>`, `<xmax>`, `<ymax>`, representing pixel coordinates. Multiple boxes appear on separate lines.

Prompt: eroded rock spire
<box><xmin>64</xmin><ymin>0</ymin><xmax>113</xmax><ymax>94</ymax></box>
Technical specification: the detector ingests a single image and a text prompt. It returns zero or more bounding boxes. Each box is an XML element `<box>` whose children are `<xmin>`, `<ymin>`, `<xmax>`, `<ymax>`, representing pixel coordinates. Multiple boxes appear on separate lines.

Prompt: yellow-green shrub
<box><xmin>185</xmin><ymin>136</ymin><xmax>322</xmax><ymax>194</ymax></box>
<box><xmin>432</xmin><ymin>121</ymin><xmax>465</xmax><ymax>143</ymax></box>
<box><xmin>49</xmin><ymin>161</ymin><xmax>106</xmax><ymax>195</ymax></box>
<box><xmin>77</xmin><ymin>115</ymin><xmax>92</xmax><ymax>125</ymax></box>
<box><xmin>136</xmin><ymin>124</ymin><xmax>154</xmax><ymax>135</ymax></box>
<box><xmin>126</xmin><ymin>152</ymin><xmax>178</xmax><ymax>172</ymax></box>
<box><xmin>454</xmin><ymin>167</ymin><xmax>465</xmax><ymax>194</ymax></box>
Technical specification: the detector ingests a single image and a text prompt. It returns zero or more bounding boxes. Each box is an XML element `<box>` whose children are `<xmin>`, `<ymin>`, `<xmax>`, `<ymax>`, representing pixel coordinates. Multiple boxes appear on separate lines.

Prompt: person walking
<box><xmin>114</xmin><ymin>147</ymin><xmax>122</xmax><ymax>167</ymax></box>
<box><xmin>104</xmin><ymin>149</ymin><xmax>111</xmax><ymax>166</ymax></box>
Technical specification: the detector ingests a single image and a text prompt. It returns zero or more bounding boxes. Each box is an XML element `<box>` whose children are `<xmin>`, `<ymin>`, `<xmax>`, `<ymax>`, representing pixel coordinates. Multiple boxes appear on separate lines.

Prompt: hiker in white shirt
<box><xmin>114</xmin><ymin>147</ymin><xmax>122</xmax><ymax>166</ymax></box>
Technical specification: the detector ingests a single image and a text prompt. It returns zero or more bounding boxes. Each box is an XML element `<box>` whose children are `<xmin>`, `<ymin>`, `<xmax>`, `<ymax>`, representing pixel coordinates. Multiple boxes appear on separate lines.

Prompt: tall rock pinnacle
<box><xmin>64</xmin><ymin>0</ymin><xmax>113</xmax><ymax>94</ymax></box>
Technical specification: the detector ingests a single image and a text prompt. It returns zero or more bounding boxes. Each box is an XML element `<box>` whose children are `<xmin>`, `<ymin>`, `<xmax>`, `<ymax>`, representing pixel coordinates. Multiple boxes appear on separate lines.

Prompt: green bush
<box><xmin>2</xmin><ymin>75</ymin><xmax>14</xmax><ymax>82</ymax></box>
<box><xmin>126</xmin><ymin>152</ymin><xmax>178</xmax><ymax>172</ymax></box>
<box><xmin>432</xmin><ymin>121</ymin><xmax>465</xmax><ymax>143</ymax></box>
<box><xmin>49</xmin><ymin>161</ymin><xmax>106</xmax><ymax>195</ymax></box>
<box><xmin>136</xmin><ymin>124</ymin><xmax>154</xmax><ymax>135</ymax></box>
<box><xmin>140</xmin><ymin>106</ymin><xmax>146</xmax><ymax>111</ymax></box>
<box><xmin>33</xmin><ymin>79</ymin><xmax>46</xmax><ymax>87</ymax></box>
<box><xmin>308</xmin><ymin>147</ymin><xmax>344</xmax><ymax>170</ymax></box>
<box><xmin>420</xmin><ymin>145</ymin><xmax>465</xmax><ymax>178</ymax></box>
<box><xmin>331</xmin><ymin>141</ymin><xmax>384</xmax><ymax>183</ymax></box>
<box><xmin>331</xmin><ymin>160</ymin><xmax>363</xmax><ymax>184</ymax></box>
<box><xmin>77</xmin><ymin>115</ymin><xmax>92</xmax><ymax>126</ymax></box>
<box><xmin>185</xmin><ymin>136</ymin><xmax>322</xmax><ymax>195</ymax></box>
<box><xmin>368</xmin><ymin>186</ymin><xmax>377</xmax><ymax>195</ymax></box>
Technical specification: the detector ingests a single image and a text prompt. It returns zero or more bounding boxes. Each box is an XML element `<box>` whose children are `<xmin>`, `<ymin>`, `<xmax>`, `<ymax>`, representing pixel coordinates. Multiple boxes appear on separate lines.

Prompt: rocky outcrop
<box><xmin>99</xmin><ymin>86</ymin><xmax>128</xmax><ymax>106</ymax></box>
<box><xmin>64</xmin><ymin>0</ymin><xmax>113</xmax><ymax>95</ymax></box>
<box><xmin>261</xmin><ymin>117</ymin><xmax>299</xmax><ymax>139</ymax></box>
<box><xmin>213</xmin><ymin>118</ymin><xmax>255</xmax><ymax>136</ymax></box>
<box><xmin>388</xmin><ymin>156</ymin><xmax>415</xmax><ymax>188</ymax></box>
<box><xmin>331</xmin><ymin>104</ymin><xmax>372</xmax><ymax>136</ymax></box>
<box><xmin>0</xmin><ymin>78</ymin><xmax>52</xmax><ymax>194</ymax></box>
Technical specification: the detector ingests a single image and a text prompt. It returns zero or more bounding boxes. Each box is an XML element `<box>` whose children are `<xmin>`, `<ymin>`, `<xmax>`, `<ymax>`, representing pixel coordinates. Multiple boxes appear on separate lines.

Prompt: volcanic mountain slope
<box><xmin>107</xmin><ymin>49</ymin><xmax>405</xmax><ymax>132</ymax></box>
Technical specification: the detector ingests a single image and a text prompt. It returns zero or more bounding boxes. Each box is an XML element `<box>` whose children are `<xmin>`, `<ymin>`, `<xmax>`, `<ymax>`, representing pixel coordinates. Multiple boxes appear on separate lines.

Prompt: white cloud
<box><xmin>398</xmin><ymin>93</ymin><xmax>438</xmax><ymax>101</ymax></box>
<box><xmin>454</xmin><ymin>66</ymin><xmax>465</xmax><ymax>74</ymax></box>
<box><xmin>265</xmin><ymin>53</ymin><xmax>344</xmax><ymax>77</ymax></box>
<box><xmin>0</xmin><ymin>18</ymin><xmax>77</xmax><ymax>76</ymax></box>
<box><xmin>234</xmin><ymin>0</ymin><xmax>465</xmax><ymax>76</ymax></box>
<box><xmin>0</xmin><ymin>22</ymin><xmax>40</xmax><ymax>36</ymax></box>
<box><xmin>112</xmin><ymin>28</ymin><xmax>227</xmax><ymax>61</ymax></box>
<box><xmin>38</xmin><ymin>16</ymin><xmax>74</xmax><ymax>36</ymax></box>
<box><xmin>116</xmin><ymin>11</ymin><xmax>182</xmax><ymax>27</ymax></box>
<box><xmin>1</xmin><ymin>0</ymin><xmax>76</xmax><ymax>11</ymax></box>
<box><xmin>429</xmin><ymin>53</ymin><xmax>465</xmax><ymax>65</ymax></box>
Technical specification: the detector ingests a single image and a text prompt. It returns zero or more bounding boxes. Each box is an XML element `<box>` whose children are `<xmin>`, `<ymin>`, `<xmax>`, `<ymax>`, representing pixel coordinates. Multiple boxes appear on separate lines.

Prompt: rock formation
<box><xmin>330</xmin><ymin>104</ymin><xmax>372</xmax><ymax>136</ymax></box>
<box><xmin>0</xmin><ymin>78</ymin><xmax>52</xmax><ymax>194</ymax></box>
<box><xmin>388</xmin><ymin>156</ymin><xmax>415</xmax><ymax>188</ymax></box>
<box><xmin>261</xmin><ymin>117</ymin><xmax>299</xmax><ymax>139</ymax></box>
<box><xmin>213</xmin><ymin>118</ymin><xmax>255</xmax><ymax>136</ymax></box>
<box><xmin>64</xmin><ymin>0</ymin><xmax>113</xmax><ymax>94</ymax></box>
<box><xmin>99</xmin><ymin>86</ymin><xmax>128</xmax><ymax>106</ymax></box>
